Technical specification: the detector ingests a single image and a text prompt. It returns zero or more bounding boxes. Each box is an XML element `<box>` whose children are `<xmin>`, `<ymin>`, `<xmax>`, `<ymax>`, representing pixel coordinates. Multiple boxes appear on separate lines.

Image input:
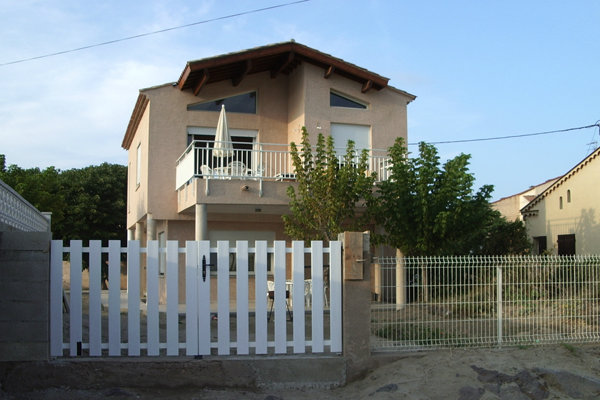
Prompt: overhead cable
<box><xmin>408</xmin><ymin>123</ymin><xmax>600</xmax><ymax>146</ymax></box>
<box><xmin>0</xmin><ymin>0</ymin><xmax>310</xmax><ymax>67</ymax></box>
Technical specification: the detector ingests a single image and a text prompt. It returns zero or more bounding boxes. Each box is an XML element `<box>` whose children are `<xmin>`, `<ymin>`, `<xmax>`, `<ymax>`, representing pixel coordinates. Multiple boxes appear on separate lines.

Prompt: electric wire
<box><xmin>407</xmin><ymin>123</ymin><xmax>600</xmax><ymax>146</ymax></box>
<box><xmin>0</xmin><ymin>0</ymin><xmax>310</xmax><ymax>67</ymax></box>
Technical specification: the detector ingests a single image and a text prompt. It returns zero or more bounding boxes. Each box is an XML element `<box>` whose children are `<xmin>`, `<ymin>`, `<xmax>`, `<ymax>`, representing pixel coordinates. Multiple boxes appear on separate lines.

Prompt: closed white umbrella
<box><xmin>213</xmin><ymin>104</ymin><xmax>234</xmax><ymax>159</ymax></box>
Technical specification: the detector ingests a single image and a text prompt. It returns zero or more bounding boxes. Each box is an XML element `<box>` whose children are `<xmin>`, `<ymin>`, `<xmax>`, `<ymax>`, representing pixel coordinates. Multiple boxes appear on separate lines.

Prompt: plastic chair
<box><xmin>200</xmin><ymin>165</ymin><xmax>213</xmax><ymax>178</ymax></box>
<box><xmin>228</xmin><ymin>161</ymin><xmax>247</xmax><ymax>178</ymax></box>
<box><xmin>267</xmin><ymin>281</ymin><xmax>292</xmax><ymax>321</ymax></box>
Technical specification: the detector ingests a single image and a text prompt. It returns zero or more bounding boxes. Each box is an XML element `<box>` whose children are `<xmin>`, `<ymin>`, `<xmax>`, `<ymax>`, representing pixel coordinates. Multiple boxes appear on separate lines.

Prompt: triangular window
<box><xmin>330</xmin><ymin>91</ymin><xmax>367</xmax><ymax>109</ymax></box>
<box><xmin>187</xmin><ymin>91</ymin><xmax>256</xmax><ymax>114</ymax></box>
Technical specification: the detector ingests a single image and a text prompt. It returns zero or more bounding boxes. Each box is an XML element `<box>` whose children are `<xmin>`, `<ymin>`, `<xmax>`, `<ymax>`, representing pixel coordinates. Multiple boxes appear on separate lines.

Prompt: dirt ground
<box><xmin>3</xmin><ymin>343</ymin><xmax>600</xmax><ymax>399</ymax></box>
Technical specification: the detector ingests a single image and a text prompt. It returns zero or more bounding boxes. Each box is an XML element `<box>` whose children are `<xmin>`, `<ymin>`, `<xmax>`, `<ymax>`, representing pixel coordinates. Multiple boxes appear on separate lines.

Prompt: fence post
<box><xmin>496</xmin><ymin>264</ymin><xmax>503</xmax><ymax>346</ymax></box>
<box><xmin>340</xmin><ymin>231</ymin><xmax>371</xmax><ymax>381</ymax></box>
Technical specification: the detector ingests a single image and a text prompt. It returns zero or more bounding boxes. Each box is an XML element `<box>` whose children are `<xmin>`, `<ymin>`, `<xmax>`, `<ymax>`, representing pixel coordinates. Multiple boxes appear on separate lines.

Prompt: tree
<box><xmin>0</xmin><ymin>156</ymin><xmax>127</xmax><ymax>244</ymax></box>
<box><xmin>479</xmin><ymin>215</ymin><xmax>531</xmax><ymax>255</ymax></box>
<box><xmin>59</xmin><ymin>163</ymin><xmax>127</xmax><ymax>243</ymax></box>
<box><xmin>0</xmin><ymin>157</ymin><xmax>66</xmax><ymax>228</ymax></box>
<box><xmin>282</xmin><ymin>127</ymin><xmax>376</xmax><ymax>242</ymax></box>
<box><xmin>375</xmin><ymin>138</ymin><xmax>497</xmax><ymax>256</ymax></box>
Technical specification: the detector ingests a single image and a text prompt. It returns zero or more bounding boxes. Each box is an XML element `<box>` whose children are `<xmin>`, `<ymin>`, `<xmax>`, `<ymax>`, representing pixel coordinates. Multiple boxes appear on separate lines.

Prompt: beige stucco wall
<box><xmin>126</xmin><ymin>104</ymin><xmax>150</xmax><ymax>228</ymax></box>
<box><xmin>524</xmin><ymin>153</ymin><xmax>600</xmax><ymax>254</ymax></box>
<box><xmin>492</xmin><ymin>179</ymin><xmax>558</xmax><ymax>222</ymax></box>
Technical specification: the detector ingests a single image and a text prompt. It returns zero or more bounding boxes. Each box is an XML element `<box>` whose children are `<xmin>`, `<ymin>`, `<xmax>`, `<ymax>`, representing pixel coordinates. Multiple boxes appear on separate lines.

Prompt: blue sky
<box><xmin>1</xmin><ymin>0</ymin><xmax>598</xmax><ymax>201</ymax></box>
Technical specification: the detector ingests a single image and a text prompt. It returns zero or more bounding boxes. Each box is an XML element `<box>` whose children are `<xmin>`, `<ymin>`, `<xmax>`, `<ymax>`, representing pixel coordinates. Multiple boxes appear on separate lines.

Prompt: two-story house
<box><xmin>122</xmin><ymin>41</ymin><xmax>415</xmax><ymax>300</ymax></box>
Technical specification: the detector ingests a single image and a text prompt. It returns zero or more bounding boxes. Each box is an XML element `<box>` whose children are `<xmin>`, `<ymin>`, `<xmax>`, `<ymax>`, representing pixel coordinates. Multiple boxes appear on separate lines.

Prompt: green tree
<box><xmin>479</xmin><ymin>215</ymin><xmax>531</xmax><ymax>255</ymax></box>
<box><xmin>282</xmin><ymin>127</ymin><xmax>376</xmax><ymax>242</ymax></box>
<box><xmin>0</xmin><ymin>157</ymin><xmax>66</xmax><ymax>228</ymax></box>
<box><xmin>59</xmin><ymin>163</ymin><xmax>127</xmax><ymax>243</ymax></box>
<box><xmin>375</xmin><ymin>138</ymin><xmax>497</xmax><ymax>256</ymax></box>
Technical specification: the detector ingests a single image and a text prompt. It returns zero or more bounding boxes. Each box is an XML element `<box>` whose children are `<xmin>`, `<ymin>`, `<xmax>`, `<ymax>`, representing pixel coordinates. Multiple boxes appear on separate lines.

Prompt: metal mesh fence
<box><xmin>371</xmin><ymin>255</ymin><xmax>600</xmax><ymax>351</ymax></box>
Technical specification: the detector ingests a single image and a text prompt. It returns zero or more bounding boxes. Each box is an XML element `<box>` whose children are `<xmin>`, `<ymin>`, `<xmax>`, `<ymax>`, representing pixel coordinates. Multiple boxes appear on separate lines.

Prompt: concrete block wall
<box><xmin>0</xmin><ymin>231</ymin><xmax>51</xmax><ymax>361</ymax></box>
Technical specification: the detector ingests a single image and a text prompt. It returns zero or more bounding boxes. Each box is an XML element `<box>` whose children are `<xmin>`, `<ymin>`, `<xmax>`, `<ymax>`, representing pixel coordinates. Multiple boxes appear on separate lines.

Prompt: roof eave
<box><xmin>121</xmin><ymin>93</ymin><xmax>149</xmax><ymax>150</ymax></box>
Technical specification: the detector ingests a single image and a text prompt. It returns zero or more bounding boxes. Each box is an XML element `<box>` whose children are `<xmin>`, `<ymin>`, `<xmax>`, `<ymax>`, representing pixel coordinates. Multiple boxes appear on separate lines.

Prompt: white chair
<box><xmin>228</xmin><ymin>161</ymin><xmax>247</xmax><ymax>178</ymax></box>
<box><xmin>200</xmin><ymin>165</ymin><xmax>213</xmax><ymax>178</ymax></box>
<box><xmin>304</xmin><ymin>279</ymin><xmax>312</xmax><ymax>308</ymax></box>
<box><xmin>249</xmin><ymin>165</ymin><xmax>264</xmax><ymax>180</ymax></box>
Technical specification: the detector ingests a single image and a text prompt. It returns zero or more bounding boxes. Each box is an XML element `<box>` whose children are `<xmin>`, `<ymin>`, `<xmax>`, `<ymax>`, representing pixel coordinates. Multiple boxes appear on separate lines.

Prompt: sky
<box><xmin>1</xmin><ymin>0</ymin><xmax>599</xmax><ymax>201</ymax></box>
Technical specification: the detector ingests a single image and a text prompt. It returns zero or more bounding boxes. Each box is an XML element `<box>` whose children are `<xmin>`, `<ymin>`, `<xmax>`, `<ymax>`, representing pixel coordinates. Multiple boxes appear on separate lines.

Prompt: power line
<box><xmin>408</xmin><ymin>123</ymin><xmax>600</xmax><ymax>146</ymax></box>
<box><xmin>0</xmin><ymin>0</ymin><xmax>310</xmax><ymax>67</ymax></box>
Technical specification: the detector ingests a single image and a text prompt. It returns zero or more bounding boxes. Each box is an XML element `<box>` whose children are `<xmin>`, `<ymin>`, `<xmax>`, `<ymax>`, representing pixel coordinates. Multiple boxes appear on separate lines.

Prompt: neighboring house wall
<box><xmin>522</xmin><ymin>148</ymin><xmax>600</xmax><ymax>255</ymax></box>
<box><xmin>492</xmin><ymin>178</ymin><xmax>558</xmax><ymax>221</ymax></box>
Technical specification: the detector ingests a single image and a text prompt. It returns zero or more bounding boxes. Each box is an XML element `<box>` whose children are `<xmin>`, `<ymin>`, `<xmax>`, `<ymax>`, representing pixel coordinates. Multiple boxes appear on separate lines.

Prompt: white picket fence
<box><xmin>50</xmin><ymin>240</ymin><xmax>342</xmax><ymax>357</ymax></box>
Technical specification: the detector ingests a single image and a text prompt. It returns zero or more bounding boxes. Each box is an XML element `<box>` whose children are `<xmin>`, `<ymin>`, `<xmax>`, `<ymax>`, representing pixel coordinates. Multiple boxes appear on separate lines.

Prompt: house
<box><xmin>521</xmin><ymin>147</ymin><xmax>600</xmax><ymax>255</ymax></box>
<box><xmin>121</xmin><ymin>41</ymin><xmax>415</xmax><ymax>300</ymax></box>
<box><xmin>491</xmin><ymin>177</ymin><xmax>559</xmax><ymax>222</ymax></box>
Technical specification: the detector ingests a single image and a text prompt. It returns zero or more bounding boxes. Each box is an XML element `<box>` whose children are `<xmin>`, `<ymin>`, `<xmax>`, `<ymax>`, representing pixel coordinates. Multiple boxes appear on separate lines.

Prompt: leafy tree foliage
<box><xmin>374</xmin><ymin>138</ymin><xmax>529</xmax><ymax>256</ymax></box>
<box><xmin>282</xmin><ymin>127</ymin><xmax>376</xmax><ymax>242</ymax></box>
<box><xmin>479</xmin><ymin>215</ymin><xmax>531</xmax><ymax>255</ymax></box>
<box><xmin>0</xmin><ymin>155</ymin><xmax>127</xmax><ymax>243</ymax></box>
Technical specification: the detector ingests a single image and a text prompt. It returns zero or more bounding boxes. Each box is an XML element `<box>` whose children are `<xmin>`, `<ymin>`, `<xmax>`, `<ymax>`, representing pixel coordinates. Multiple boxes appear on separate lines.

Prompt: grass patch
<box><xmin>375</xmin><ymin>323</ymin><xmax>454</xmax><ymax>345</ymax></box>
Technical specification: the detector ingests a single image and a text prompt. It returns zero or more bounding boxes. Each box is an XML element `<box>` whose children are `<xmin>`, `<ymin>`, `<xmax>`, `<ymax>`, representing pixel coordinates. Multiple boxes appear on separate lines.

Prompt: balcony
<box><xmin>175</xmin><ymin>140</ymin><xmax>391</xmax><ymax>190</ymax></box>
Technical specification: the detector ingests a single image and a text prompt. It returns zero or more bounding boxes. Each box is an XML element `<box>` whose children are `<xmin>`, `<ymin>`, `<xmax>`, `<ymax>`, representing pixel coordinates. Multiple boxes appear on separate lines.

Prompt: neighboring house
<box><xmin>121</xmin><ymin>41</ymin><xmax>415</xmax><ymax>300</ymax></box>
<box><xmin>521</xmin><ymin>147</ymin><xmax>600</xmax><ymax>255</ymax></box>
<box><xmin>492</xmin><ymin>177</ymin><xmax>559</xmax><ymax>222</ymax></box>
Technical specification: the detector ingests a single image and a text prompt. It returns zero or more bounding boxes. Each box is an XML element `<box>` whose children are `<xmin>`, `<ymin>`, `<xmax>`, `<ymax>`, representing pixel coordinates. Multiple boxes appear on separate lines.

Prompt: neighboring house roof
<box><xmin>521</xmin><ymin>146</ymin><xmax>600</xmax><ymax>215</ymax></box>
<box><xmin>122</xmin><ymin>40</ymin><xmax>416</xmax><ymax>150</ymax></box>
<box><xmin>492</xmin><ymin>176</ymin><xmax>560</xmax><ymax>204</ymax></box>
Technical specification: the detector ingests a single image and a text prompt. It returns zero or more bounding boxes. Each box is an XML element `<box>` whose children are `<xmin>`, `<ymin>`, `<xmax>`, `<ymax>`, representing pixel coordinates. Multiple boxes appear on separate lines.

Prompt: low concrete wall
<box><xmin>0</xmin><ymin>231</ymin><xmax>51</xmax><ymax>361</ymax></box>
<box><xmin>0</xmin><ymin>356</ymin><xmax>346</xmax><ymax>392</ymax></box>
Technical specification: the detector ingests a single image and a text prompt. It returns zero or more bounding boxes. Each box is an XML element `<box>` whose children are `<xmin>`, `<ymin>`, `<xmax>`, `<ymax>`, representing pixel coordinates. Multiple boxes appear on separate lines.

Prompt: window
<box><xmin>187</xmin><ymin>127</ymin><xmax>258</xmax><ymax>171</ymax></box>
<box><xmin>136</xmin><ymin>143</ymin><xmax>141</xmax><ymax>187</ymax></box>
<box><xmin>187</xmin><ymin>91</ymin><xmax>256</xmax><ymax>114</ymax></box>
<box><xmin>330</xmin><ymin>91</ymin><xmax>367</xmax><ymax>109</ymax></box>
<box><xmin>557</xmin><ymin>234</ymin><xmax>576</xmax><ymax>255</ymax></box>
<box><xmin>559</xmin><ymin>196</ymin><xmax>563</xmax><ymax>209</ymax></box>
<box><xmin>330</xmin><ymin>123</ymin><xmax>370</xmax><ymax>156</ymax></box>
<box><xmin>567</xmin><ymin>190</ymin><xmax>571</xmax><ymax>203</ymax></box>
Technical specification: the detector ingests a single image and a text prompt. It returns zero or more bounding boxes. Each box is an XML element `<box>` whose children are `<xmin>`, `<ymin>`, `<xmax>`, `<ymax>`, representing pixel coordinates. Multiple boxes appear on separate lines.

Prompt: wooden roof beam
<box><xmin>361</xmin><ymin>79</ymin><xmax>373</xmax><ymax>93</ymax></box>
<box><xmin>232</xmin><ymin>60</ymin><xmax>252</xmax><ymax>87</ymax></box>
<box><xmin>271</xmin><ymin>51</ymin><xmax>295</xmax><ymax>78</ymax></box>
<box><xmin>324</xmin><ymin>65</ymin><xmax>335</xmax><ymax>79</ymax></box>
<box><xmin>193</xmin><ymin>69</ymin><xmax>210</xmax><ymax>96</ymax></box>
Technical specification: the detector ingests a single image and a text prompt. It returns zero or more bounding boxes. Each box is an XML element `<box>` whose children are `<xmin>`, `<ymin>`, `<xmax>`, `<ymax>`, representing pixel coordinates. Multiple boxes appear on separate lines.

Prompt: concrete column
<box><xmin>195</xmin><ymin>203</ymin><xmax>207</xmax><ymax>241</ymax></box>
<box><xmin>134</xmin><ymin>222</ymin><xmax>143</xmax><ymax>241</ymax></box>
<box><xmin>127</xmin><ymin>228</ymin><xmax>134</xmax><ymax>241</ymax></box>
<box><xmin>340</xmin><ymin>231</ymin><xmax>372</xmax><ymax>381</ymax></box>
<box><xmin>147</xmin><ymin>213</ymin><xmax>156</xmax><ymax>241</ymax></box>
<box><xmin>395</xmin><ymin>248</ymin><xmax>405</xmax><ymax>310</ymax></box>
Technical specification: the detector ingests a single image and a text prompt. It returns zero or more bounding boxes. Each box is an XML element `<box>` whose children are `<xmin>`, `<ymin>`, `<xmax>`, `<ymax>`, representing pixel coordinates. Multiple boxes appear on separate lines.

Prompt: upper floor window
<box><xmin>187</xmin><ymin>91</ymin><xmax>256</xmax><ymax>114</ymax></box>
<box><xmin>136</xmin><ymin>143</ymin><xmax>141</xmax><ymax>187</ymax></box>
<box><xmin>559</xmin><ymin>196</ymin><xmax>563</xmax><ymax>209</ymax></box>
<box><xmin>330</xmin><ymin>91</ymin><xmax>367</xmax><ymax>109</ymax></box>
<box><xmin>567</xmin><ymin>189</ymin><xmax>571</xmax><ymax>203</ymax></box>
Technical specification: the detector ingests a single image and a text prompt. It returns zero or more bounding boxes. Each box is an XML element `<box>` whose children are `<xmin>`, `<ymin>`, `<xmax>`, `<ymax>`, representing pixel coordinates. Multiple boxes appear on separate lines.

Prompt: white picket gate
<box><xmin>50</xmin><ymin>240</ymin><xmax>342</xmax><ymax>357</ymax></box>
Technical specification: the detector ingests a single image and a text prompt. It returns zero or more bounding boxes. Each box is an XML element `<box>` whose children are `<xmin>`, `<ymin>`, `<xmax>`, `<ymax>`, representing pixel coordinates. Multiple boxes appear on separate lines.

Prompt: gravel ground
<box><xmin>3</xmin><ymin>343</ymin><xmax>600</xmax><ymax>399</ymax></box>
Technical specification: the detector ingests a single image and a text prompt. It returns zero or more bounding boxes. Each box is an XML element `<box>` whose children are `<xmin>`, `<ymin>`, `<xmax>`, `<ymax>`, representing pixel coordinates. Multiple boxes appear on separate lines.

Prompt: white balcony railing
<box><xmin>175</xmin><ymin>140</ymin><xmax>391</xmax><ymax>190</ymax></box>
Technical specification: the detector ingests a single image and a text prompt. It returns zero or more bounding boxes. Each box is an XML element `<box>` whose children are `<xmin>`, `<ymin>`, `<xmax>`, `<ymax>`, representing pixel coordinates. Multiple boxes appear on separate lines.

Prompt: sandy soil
<box><xmin>3</xmin><ymin>344</ymin><xmax>600</xmax><ymax>399</ymax></box>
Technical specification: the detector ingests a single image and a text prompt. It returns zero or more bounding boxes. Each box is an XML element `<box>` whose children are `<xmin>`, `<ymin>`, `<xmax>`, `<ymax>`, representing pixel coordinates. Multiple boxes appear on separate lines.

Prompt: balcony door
<box><xmin>187</xmin><ymin>127</ymin><xmax>258</xmax><ymax>170</ymax></box>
